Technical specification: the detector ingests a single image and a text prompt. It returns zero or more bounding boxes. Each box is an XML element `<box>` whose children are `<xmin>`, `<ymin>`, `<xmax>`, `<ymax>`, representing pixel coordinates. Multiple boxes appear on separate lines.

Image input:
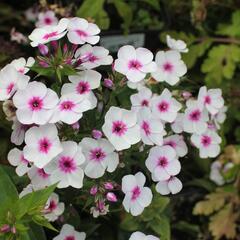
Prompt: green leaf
<box><xmin>142</xmin><ymin>0</ymin><xmax>160</xmax><ymax>10</ymax></box>
<box><xmin>30</xmin><ymin>66</ymin><xmax>55</xmax><ymax>78</ymax></box>
<box><xmin>32</xmin><ymin>215</ymin><xmax>58</xmax><ymax>232</ymax></box>
<box><xmin>112</xmin><ymin>0</ymin><xmax>133</xmax><ymax>33</ymax></box>
<box><xmin>27</xmin><ymin>222</ymin><xmax>47</xmax><ymax>240</ymax></box>
<box><xmin>120</xmin><ymin>214</ymin><xmax>140</xmax><ymax>231</ymax></box>
<box><xmin>185</xmin><ymin>178</ymin><xmax>216</xmax><ymax>192</ymax></box>
<box><xmin>0</xmin><ymin>165</ymin><xmax>18</xmax><ymax>221</ymax></box>
<box><xmin>15</xmin><ymin>184</ymin><xmax>57</xmax><ymax>219</ymax></box>
<box><xmin>150</xmin><ymin>215</ymin><xmax>171</xmax><ymax>240</ymax></box>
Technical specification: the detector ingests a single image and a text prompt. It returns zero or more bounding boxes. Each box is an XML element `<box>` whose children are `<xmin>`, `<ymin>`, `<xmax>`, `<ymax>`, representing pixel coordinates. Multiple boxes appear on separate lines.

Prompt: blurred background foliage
<box><xmin>0</xmin><ymin>0</ymin><xmax>239</xmax><ymax>240</ymax></box>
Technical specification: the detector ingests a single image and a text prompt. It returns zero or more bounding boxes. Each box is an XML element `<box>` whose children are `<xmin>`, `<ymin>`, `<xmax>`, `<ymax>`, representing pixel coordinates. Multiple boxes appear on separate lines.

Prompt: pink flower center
<box><xmin>44</xmin><ymin>17</ymin><xmax>52</xmax><ymax>25</ymax></box>
<box><xmin>38</xmin><ymin>138</ymin><xmax>52</xmax><ymax>154</ymax></box>
<box><xmin>7</xmin><ymin>83</ymin><xmax>15</xmax><ymax>94</ymax></box>
<box><xmin>158</xmin><ymin>101</ymin><xmax>169</xmax><ymax>112</ymax></box>
<box><xmin>141</xmin><ymin>99</ymin><xmax>149</xmax><ymax>107</ymax></box>
<box><xmin>20</xmin><ymin>154</ymin><xmax>29</xmax><ymax>164</ymax></box>
<box><xmin>28</xmin><ymin>97</ymin><xmax>43</xmax><ymax>111</ymax></box>
<box><xmin>201</xmin><ymin>135</ymin><xmax>212</xmax><ymax>147</ymax></box>
<box><xmin>60</xmin><ymin>100</ymin><xmax>75</xmax><ymax>111</ymax></box>
<box><xmin>158</xmin><ymin>156</ymin><xmax>168</xmax><ymax>168</ymax></box>
<box><xmin>43</xmin><ymin>31</ymin><xmax>58</xmax><ymax>40</ymax></box>
<box><xmin>87</xmin><ymin>53</ymin><xmax>98</xmax><ymax>63</ymax></box>
<box><xmin>112</xmin><ymin>121</ymin><xmax>127</xmax><ymax>136</ymax></box>
<box><xmin>204</xmin><ymin>95</ymin><xmax>211</xmax><ymax>105</ymax></box>
<box><xmin>76</xmin><ymin>81</ymin><xmax>90</xmax><ymax>94</ymax></box>
<box><xmin>164</xmin><ymin>140</ymin><xmax>177</xmax><ymax>149</ymax></box>
<box><xmin>65</xmin><ymin>236</ymin><xmax>75</xmax><ymax>240</ymax></box>
<box><xmin>141</xmin><ymin>121</ymin><xmax>150</xmax><ymax>136</ymax></box>
<box><xmin>37</xmin><ymin>168</ymin><xmax>50</xmax><ymax>179</ymax></box>
<box><xmin>18</xmin><ymin>68</ymin><xmax>25</xmax><ymax>74</ymax></box>
<box><xmin>89</xmin><ymin>148</ymin><xmax>106</xmax><ymax>162</ymax></box>
<box><xmin>47</xmin><ymin>200</ymin><xmax>57</xmax><ymax>212</ymax></box>
<box><xmin>131</xmin><ymin>186</ymin><xmax>141</xmax><ymax>201</ymax></box>
<box><xmin>163</xmin><ymin>62</ymin><xmax>173</xmax><ymax>73</ymax></box>
<box><xmin>128</xmin><ymin>60</ymin><xmax>142</xmax><ymax>70</ymax></box>
<box><xmin>75</xmin><ymin>30</ymin><xmax>88</xmax><ymax>37</ymax></box>
<box><xmin>59</xmin><ymin>156</ymin><xmax>77</xmax><ymax>173</ymax></box>
<box><xmin>189</xmin><ymin>109</ymin><xmax>201</xmax><ymax>122</ymax></box>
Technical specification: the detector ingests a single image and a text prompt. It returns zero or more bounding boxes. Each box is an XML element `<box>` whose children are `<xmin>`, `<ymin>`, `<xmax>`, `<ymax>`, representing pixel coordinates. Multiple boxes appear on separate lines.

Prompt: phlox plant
<box><xmin>0</xmin><ymin>15</ymin><xmax>226</xmax><ymax>240</ymax></box>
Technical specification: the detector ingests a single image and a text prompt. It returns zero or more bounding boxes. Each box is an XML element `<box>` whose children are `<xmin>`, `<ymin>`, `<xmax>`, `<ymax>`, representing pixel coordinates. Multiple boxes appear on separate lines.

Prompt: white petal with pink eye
<box><xmin>11</xmin><ymin>119</ymin><xmax>29</xmax><ymax>146</ymax></box>
<box><xmin>164</xmin><ymin>135</ymin><xmax>188</xmax><ymax>157</ymax></box>
<box><xmin>191</xmin><ymin>130</ymin><xmax>222</xmax><ymax>158</ymax></box>
<box><xmin>13</xmin><ymin>81</ymin><xmax>59</xmax><ymax>125</ymax></box>
<box><xmin>151</xmin><ymin>88</ymin><xmax>182</xmax><ymax>122</ymax></box>
<box><xmin>43</xmin><ymin>192</ymin><xmax>65</xmax><ymax>222</ymax></box>
<box><xmin>28</xmin><ymin>166</ymin><xmax>51</xmax><ymax>190</ymax></box>
<box><xmin>36</xmin><ymin>10</ymin><xmax>58</xmax><ymax>27</ymax></box>
<box><xmin>29</xmin><ymin>18</ymin><xmax>69</xmax><ymax>47</ymax></box>
<box><xmin>80</xmin><ymin>137</ymin><xmax>119</xmax><ymax>179</ymax></box>
<box><xmin>0</xmin><ymin>65</ymin><xmax>30</xmax><ymax>101</ymax></box>
<box><xmin>130</xmin><ymin>87</ymin><xmax>152</xmax><ymax>112</ymax></box>
<box><xmin>114</xmin><ymin>45</ymin><xmax>157</xmax><ymax>83</ymax></box>
<box><xmin>146</xmin><ymin>145</ymin><xmax>180</xmax><ymax>181</ymax></box>
<box><xmin>137</xmin><ymin>108</ymin><xmax>165</xmax><ymax>146</ymax></box>
<box><xmin>53</xmin><ymin>224</ymin><xmax>86</xmax><ymax>240</ymax></box>
<box><xmin>102</xmin><ymin>106</ymin><xmax>141</xmax><ymax>151</ymax></box>
<box><xmin>23</xmin><ymin>124</ymin><xmax>63</xmax><ymax>168</ymax></box>
<box><xmin>129</xmin><ymin>231</ymin><xmax>159</xmax><ymax>240</ymax></box>
<box><xmin>10</xmin><ymin>57</ymin><xmax>35</xmax><ymax>74</ymax></box>
<box><xmin>171</xmin><ymin>113</ymin><xmax>184</xmax><ymax>134</ymax></box>
<box><xmin>166</xmin><ymin>35</ymin><xmax>189</xmax><ymax>53</ymax></box>
<box><xmin>212</xmin><ymin>106</ymin><xmax>227</xmax><ymax>129</ymax></box>
<box><xmin>74</xmin><ymin>44</ymin><xmax>113</xmax><ymax>69</ymax></box>
<box><xmin>44</xmin><ymin>141</ymin><xmax>85</xmax><ymax>189</ymax></box>
<box><xmin>152</xmin><ymin>50</ymin><xmax>187</xmax><ymax>85</ymax></box>
<box><xmin>198</xmin><ymin>86</ymin><xmax>224</xmax><ymax>115</ymax></box>
<box><xmin>183</xmin><ymin>100</ymin><xmax>209</xmax><ymax>134</ymax></box>
<box><xmin>67</xmin><ymin>17</ymin><xmax>100</xmax><ymax>45</ymax></box>
<box><xmin>156</xmin><ymin>176</ymin><xmax>183</xmax><ymax>195</ymax></box>
<box><xmin>121</xmin><ymin>172</ymin><xmax>152</xmax><ymax>216</ymax></box>
<box><xmin>8</xmin><ymin>148</ymin><xmax>31</xmax><ymax>176</ymax></box>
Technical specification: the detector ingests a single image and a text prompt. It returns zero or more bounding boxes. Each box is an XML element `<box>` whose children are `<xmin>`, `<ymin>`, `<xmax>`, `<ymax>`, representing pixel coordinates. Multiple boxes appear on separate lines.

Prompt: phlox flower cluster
<box><xmin>0</xmin><ymin>15</ymin><xmax>227</xmax><ymax>239</ymax></box>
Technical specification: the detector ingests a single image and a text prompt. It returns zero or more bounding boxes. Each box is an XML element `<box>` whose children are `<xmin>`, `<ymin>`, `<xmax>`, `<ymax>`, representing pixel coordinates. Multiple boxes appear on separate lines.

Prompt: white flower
<box><xmin>29</xmin><ymin>18</ymin><xmax>69</xmax><ymax>47</ymax></box>
<box><xmin>61</xmin><ymin>70</ymin><xmax>101</xmax><ymax>109</ymax></box>
<box><xmin>67</xmin><ymin>17</ymin><xmax>100</xmax><ymax>45</ymax></box>
<box><xmin>43</xmin><ymin>193</ymin><xmax>65</xmax><ymax>222</ymax></box>
<box><xmin>28</xmin><ymin>166</ymin><xmax>51</xmax><ymax>190</ymax></box>
<box><xmin>130</xmin><ymin>87</ymin><xmax>152</xmax><ymax>112</ymax></box>
<box><xmin>11</xmin><ymin>119</ymin><xmax>29</xmax><ymax>146</ymax></box>
<box><xmin>163</xmin><ymin>135</ymin><xmax>188</xmax><ymax>157</ymax></box>
<box><xmin>129</xmin><ymin>231</ymin><xmax>159</xmax><ymax>240</ymax></box>
<box><xmin>0</xmin><ymin>65</ymin><xmax>30</xmax><ymax>101</ymax></box>
<box><xmin>152</xmin><ymin>50</ymin><xmax>187</xmax><ymax>85</ymax></box>
<box><xmin>151</xmin><ymin>88</ymin><xmax>182</xmax><ymax>122</ymax></box>
<box><xmin>146</xmin><ymin>145</ymin><xmax>181</xmax><ymax>181</ymax></box>
<box><xmin>80</xmin><ymin>138</ymin><xmax>119</xmax><ymax>179</ymax></box>
<box><xmin>23</xmin><ymin>124</ymin><xmax>63</xmax><ymax>168</ymax></box>
<box><xmin>19</xmin><ymin>184</ymin><xmax>34</xmax><ymax>198</ymax></box>
<box><xmin>50</xmin><ymin>94</ymin><xmax>92</xmax><ymax>124</ymax></box>
<box><xmin>13</xmin><ymin>81</ymin><xmax>59</xmax><ymax>125</ymax></box>
<box><xmin>8</xmin><ymin>148</ymin><xmax>31</xmax><ymax>176</ymax></box>
<box><xmin>166</xmin><ymin>35</ymin><xmax>188</xmax><ymax>53</ymax></box>
<box><xmin>191</xmin><ymin>130</ymin><xmax>222</xmax><ymax>158</ymax></box>
<box><xmin>198</xmin><ymin>86</ymin><xmax>224</xmax><ymax>115</ymax></box>
<box><xmin>171</xmin><ymin>113</ymin><xmax>184</xmax><ymax>134</ymax></box>
<box><xmin>10</xmin><ymin>57</ymin><xmax>35</xmax><ymax>74</ymax></box>
<box><xmin>102</xmin><ymin>106</ymin><xmax>141</xmax><ymax>151</ymax></box>
<box><xmin>212</xmin><ymin>106</ymin><xmax>227</xmax><ymax>129</ymax></box>
<box><xmin>183</xmin><ymin>100</ymin><xmax>209</xmax><ymax>134</ymax></box>
<box><xmin>156</xmin><ymin>176</ymin><xmax>183</xmax><ymax>195</ymax></box>
<box><xmin>114</xmin><ymin>45</ymin><xmax>157</xmax><ymax>83</ymax></box>
<box><xmin>137</xmin><ymin>108</ymin><xmax>166</xmax><ymax>146</ymax></box>
<box><xmin>75</xmin><ymin>44</ymin><xmax>113</xmax><ymax>69</ymax></box>
<box><xmin>122</xmin><ymin>172</ymin><xmax>153</xmax><ymax>216</ymax></box>
<box><xmin>53</xmin><ymin>224</ymin><xmax>86</xmax><ymax>240</ymax></box>
<box><xmin>36</xmin><ymin>11</ymin><xmax>58</xmax><ymax>27</ymax></box>
<box><xmin>44</xmin><ymin>141</ymin><xmax>85</xmax><ymax>189</ymax></box>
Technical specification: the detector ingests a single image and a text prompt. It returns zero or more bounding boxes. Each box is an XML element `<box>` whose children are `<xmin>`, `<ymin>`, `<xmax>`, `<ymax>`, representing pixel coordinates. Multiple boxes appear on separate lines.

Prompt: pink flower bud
<box><xmin>92</xmin><ymin>129</ymin><xmax>103</xmax><ymax>139</ymax></box>
<box><xmin>104</xmin><ymin>182</ymin><xmax>114</xmax><ymax>190</ymax></box>
<box><xmin>50</xmin><ymin>40</ymin><xmax>58</xmax><ymax>51</ymax></box>
<box><xmin>97</xmin><ymin>200</ymin><xmax>105</xmax><ymax>211</ymax></box>
<box><xmin>182</xmin><ymin>91</ymin><xmax>192</xmax><ymax>100</ymax></box>
<box><xmin>0</xmin><ymin>224</ymin><xmax>10</xmax><ymax>233</ymax></box>
<box><xmin>39</xmin><ymin>60</ymin><xmax>49</xmax><ymax>68</ymax></box>
<box><xmin>103</xmin><ymin>78</ymin><xmax>114</xmax><ymax>89</ymax></box>
<box><xmin>106</xmin><ymin>192</ymin><xmax>117</xmax><ymax>202</ymax></box>
<box><xmin>38</xmin><ymin>44</ymin><xmax>49</xmax><ymax>55</ymax></box>
<box><xmin>11</xmin><ymin>226</ymin><xmax>16</xmax><ymax>234</ymax></box>
<box><xmin>71</xmin><ymin>121</ymin><xmax>80</xmax><ymax>131</ymax></box>
<box><xmin>63</xmin><ymin>43</ymin><xmax>68</xmax><ymax>54</ymax></box>
<box><xmin>90</xmin><ymin>186</ymin><xmax>98</xmax><ymax>196</ymax></box>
